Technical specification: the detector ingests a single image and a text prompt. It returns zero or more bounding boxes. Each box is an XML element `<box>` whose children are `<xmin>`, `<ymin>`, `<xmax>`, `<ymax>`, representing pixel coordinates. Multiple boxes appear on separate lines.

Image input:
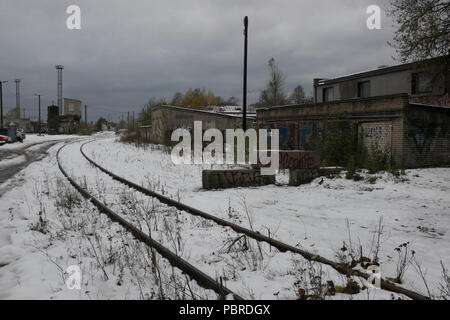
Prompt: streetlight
<box><xmin>34</xmin><ymin>93</ymin><xmax>41</xmax><ymax>135</ymax></box>
<box><xmin>0</xmin><ymin>80</ymin><xmax>8</xmax><ymax>130</ymax></box>
<box><xmin>243</xmin><ymin>16</ymin><xmax>248</xmax><ymax>131</ymax></box>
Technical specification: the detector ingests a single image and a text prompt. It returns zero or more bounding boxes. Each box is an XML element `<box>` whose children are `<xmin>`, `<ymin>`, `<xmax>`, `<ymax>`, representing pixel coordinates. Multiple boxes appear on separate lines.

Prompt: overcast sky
<box><xmin>0</xmin><ymin>0</ymin><xmax>398</xmax><ymax>123</ymax></box>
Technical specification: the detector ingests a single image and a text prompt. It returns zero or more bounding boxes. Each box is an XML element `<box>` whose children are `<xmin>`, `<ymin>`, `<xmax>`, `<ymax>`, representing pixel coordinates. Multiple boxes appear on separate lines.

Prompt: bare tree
<box><xmin>171</xmin><ymin>92</ymin><xmax>183</xmax><ymax>106</ymax></box>
<box><xmin>259</xmin><ymin>58</ymin><xmax>287</xmax><ymax>107</ymax></box>
<box><xmin>289</xmin><ymin>85</ymin><xmax>306</xmax><ymax>104</ymax></box>
<box><xmin>387</xmin><ymin>0</ymin><xmax>450</xmax><ymax>63</ymax></box>
<box><xmin>225</xmin><ymin>96</ymin><xmax>239</xmax><ymax>106</ymax></box>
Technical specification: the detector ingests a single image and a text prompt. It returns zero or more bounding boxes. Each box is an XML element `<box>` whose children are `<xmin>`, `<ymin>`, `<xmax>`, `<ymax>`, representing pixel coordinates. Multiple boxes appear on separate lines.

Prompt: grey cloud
<box><xmin>0</xmin><ymin>0</ymin><xmax>396</xmax><ymax>122</ymax></box>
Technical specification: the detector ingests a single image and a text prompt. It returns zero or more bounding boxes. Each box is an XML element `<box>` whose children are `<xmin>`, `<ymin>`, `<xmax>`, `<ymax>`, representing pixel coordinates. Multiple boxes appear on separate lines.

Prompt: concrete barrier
<box><xmin>289</xmin><ymin>169</ymin><xmax>319</xmax><ymax>186</ymax></box>
<box><xmin>202</xmin><ymin>168</ymin><xmax>275</xmax><ymax>190</ymax></box>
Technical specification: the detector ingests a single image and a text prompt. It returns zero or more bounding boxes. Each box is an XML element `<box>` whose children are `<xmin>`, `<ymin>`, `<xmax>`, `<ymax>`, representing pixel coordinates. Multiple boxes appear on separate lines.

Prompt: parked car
<box><xmin>0</xmin><ymin>135</ymin><xmax>12</xmax><ymax>146</ymax></box>
<box><xmin>16</xmin><ymin>128</ymin><xmax>26</xmax><ymax>142</ymax></box>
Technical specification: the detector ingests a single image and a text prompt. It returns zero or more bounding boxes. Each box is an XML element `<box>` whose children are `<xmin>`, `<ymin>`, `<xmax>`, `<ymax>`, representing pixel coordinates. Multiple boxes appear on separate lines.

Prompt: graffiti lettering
<box><xmin>278</xmin><ymin>151</ymin><xmax>320</xmax><ymax>170</ymax></box>
<box><xmin>203</xmin><ymin>169</ymin><xmax>275</xmax><ymax>190</ymax></box>
<box><xmin>410</xmin><ymin>94</ymin><xmax>450</xmax><ymax>107</ymax></box>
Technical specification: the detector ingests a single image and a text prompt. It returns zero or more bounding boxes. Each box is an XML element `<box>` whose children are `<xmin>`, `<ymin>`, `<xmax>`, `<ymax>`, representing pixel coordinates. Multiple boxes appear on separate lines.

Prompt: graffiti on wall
<box><xmin>359</xmin><ymin>122</ymin><xmax>392</xmax><ymax>156</ymax></box>
<box><xmin>410</xmin><ymin>94</ymin><xmax>450</xmax><ymax>107</ymax></box>
<box><xmin>277</xmin><ymin>125</ymin><xmax>296</xmax><ymax>150</ymax></box>
<box><xmin>407</xmin><ymin>119</ymin><xmax>438</xmax><ymax>156</ymax></box>
<box><xmin>299</xmin><ymin>124</ymin><xmax>313</xmax><ymax>150</ymax></box>
<box><xmin>278</xmin><ymin>126</ymin><xmax>289</xmax><ymax>150</ymax></box>
<box><xmin>278</xmin><ymin>151</ymin><xmax>320</xmax><ymax>169</ymax></box>
<box><xmin>202</xmin><ymin>169</ymin><xmax>275</xmax><ymax>189</ymax></box>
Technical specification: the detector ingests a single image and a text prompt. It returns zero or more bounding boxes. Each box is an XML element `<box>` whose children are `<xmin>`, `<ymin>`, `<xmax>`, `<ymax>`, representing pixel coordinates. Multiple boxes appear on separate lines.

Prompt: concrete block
<box><xmin>289</xmin><ymin>169</ymin><xmax>319</xmax><ymax>186</ymax></box>
<box><xmin>202</xmin><ymin>169</ymin><xmax>275</xmax><ymax>190</ymax></box>
<box><xmin>279</xmin><ymin>151</ymin><xmax>320</xmax><ymax>169</ymax></box>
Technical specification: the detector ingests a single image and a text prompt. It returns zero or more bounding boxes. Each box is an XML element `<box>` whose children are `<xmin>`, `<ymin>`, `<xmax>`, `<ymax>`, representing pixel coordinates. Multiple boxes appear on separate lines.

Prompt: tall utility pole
<box><xmin>35</xmin><ymin>93</ymin><xmax>41</xmax><ymax>135</ymax></box>
<box><xmin>0</xmin><ymin>81</ymin><xmax>8</xmax><ymax>129</ymax></box>
<box><xmin>85</xmin><ymin>104</ymin><xmax>87</xmax><ymax>124</ymax></box>
<box><xmin>15</xmin><ymin>79</ymin><xmax>21</xmax><ymax>119</ymax></box>
<box><xmin>56</xmin><ymin>65</ymin><xmax>64</xmax><ymax>116</ymax></box>
<box><xmin>243</xmin><ymin>16</ymin><xmax>248</xmax><ymax>131</ymax></box>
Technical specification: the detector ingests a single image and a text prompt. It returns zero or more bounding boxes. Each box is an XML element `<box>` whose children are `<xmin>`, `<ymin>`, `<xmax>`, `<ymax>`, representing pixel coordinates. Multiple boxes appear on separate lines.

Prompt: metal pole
<box><xmin>0</xmin><ymin>81</ymin><xmax>8</xmax><ymax>129</ymax></box>
<box><xmin>0</xmin><ymin>82</ymin><xmax>3</xmax><ymax>129</ymax></box>
<box><xmin>38</xmin><ymin>95</ymin><xmax>41</xmax><ymax>134</ymax></box>
<box><xmin>15</xmin><ymin>79</ymin><xmax>21</xmax><ymax>118</ymax></box>
<box><xmin>243</xmin><ymin>16</ymin><xmax>248</xmax><ymax>131</ymax></box>
<box><xmin>35</xmin><ymin>93</ymin><xmax>41</xmax><ymax>135</ymax></box>
<box><xmin>85</xmin><ymin>104</ymin><xmax>87</xmax><ymax>124</ymax></box>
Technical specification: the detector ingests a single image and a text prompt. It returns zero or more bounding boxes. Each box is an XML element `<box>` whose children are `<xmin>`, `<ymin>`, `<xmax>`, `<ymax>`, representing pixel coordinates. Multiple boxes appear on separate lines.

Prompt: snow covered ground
<box><xmin>0</xmin><ymin>132</ymin><xmax>449</xmax><ymax>300</ymax></box>
<box><xmin>83</xmin><ymin>134</ymin><xmax>450</xmax><ymax>299</ymax></box>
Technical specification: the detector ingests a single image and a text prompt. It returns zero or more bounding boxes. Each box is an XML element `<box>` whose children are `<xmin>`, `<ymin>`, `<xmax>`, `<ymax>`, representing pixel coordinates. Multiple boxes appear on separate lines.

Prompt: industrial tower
<box><xmin>56</xmin><ymin>65</ymin><xmax>64</xmax><ymax>115</ymax></box>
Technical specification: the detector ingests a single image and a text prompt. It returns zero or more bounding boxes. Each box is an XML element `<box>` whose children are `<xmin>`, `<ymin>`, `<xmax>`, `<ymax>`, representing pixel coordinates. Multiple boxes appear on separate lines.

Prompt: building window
<box><xmin>358</xmin><ymin>81</ymin><xmax>371</xmax><ymax>98</ymax></box>
<box><xmin>323</xmin><ymin>87</ymin><xmax>334</xmax><ymax>102</ymax></box>
<box><xmin>412</xmin><ymin>72</ymin><xmax>432</xmax><ymax>94</ymax></box>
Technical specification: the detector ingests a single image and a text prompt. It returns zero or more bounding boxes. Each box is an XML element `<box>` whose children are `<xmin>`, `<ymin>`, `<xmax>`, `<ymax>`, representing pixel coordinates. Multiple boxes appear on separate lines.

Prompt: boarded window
<box><xmin>412</xmin><ymin>72</ymin><xmax>433</xmax><ymax>94</ymax></box>
<box><xmin>417</xmin><ymin>73</ymin><xmax>433</xmax><ymax>93</ymax></box>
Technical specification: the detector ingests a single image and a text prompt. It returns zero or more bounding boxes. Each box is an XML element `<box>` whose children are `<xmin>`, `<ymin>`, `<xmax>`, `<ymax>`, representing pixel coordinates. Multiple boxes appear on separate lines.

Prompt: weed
<box><xmin>393</xmin><ymin>242</ymin><xmax>415</xmax><ymax>284</ymax></box>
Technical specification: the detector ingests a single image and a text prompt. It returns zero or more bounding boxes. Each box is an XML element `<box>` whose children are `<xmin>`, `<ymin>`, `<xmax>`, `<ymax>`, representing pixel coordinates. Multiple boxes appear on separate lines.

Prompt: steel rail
<box><xmin>80</xmin><ymin>141</ymin><xmax>430</xmax><ymax>300</ymax></box>
<box><xmin>57</xmin><ymin>143</ymin><xmax>243</xmax><ymax>300</ymax></box>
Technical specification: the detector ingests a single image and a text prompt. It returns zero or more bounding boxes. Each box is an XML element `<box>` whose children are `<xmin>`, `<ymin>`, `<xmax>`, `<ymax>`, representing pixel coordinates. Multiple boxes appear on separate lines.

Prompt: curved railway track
<box><xmin>59</xmin><ymin>139</ymin><xmax>429</xmax><ymax>300</ymax></box>
<box><xmin>79</xmin><ymin>140</ymin><xmax>430</xmax><ymax>300</ymax></box>
<box><xmin>57</xmin><ymin>143</ymin><xmax>243</xmax><ymax>300</ymax></box>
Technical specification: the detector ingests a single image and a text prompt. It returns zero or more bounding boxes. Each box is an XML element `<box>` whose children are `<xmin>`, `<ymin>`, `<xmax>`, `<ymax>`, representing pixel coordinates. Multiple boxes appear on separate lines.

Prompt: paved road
<box><xmin>0</xmin><ymin>140</ymin><xmax>75</xmax><ymax>188</ymax></box>
<box><xmin>0</xmin><ymin>141</ymin><xmax>59</xmax><ymax>184</ymax></box>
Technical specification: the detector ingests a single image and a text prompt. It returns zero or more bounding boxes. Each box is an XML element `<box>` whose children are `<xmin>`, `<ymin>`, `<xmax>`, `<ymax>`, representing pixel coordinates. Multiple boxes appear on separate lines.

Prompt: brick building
<box><xmin>257</xmin><ymin>56</ymin><xmax>450</xmax><ymax>168</ymax></box>
<box><xmin>257</xmin><ymin>94</ymin><xmax>450</xmax><ymax>168</ymax></box>
<box><xmin>313</xmin><ymin>56</ymin><xmax>449</xmax><ymax>105</ymax></box>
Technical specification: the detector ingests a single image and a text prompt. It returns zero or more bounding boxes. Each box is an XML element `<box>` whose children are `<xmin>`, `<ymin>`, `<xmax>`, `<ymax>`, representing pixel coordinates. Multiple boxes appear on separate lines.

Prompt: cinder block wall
<box><xmin>257</xmin><ymin>94</ymin><xmax>408</xmax><ymax>165</ymax></box>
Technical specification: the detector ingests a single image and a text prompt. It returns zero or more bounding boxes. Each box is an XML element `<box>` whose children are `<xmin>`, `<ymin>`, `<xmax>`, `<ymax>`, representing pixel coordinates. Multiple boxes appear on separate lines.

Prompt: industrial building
<box><xmin>47</xmin><ymin>98</ymin><xmax>82</xmax><ymax>135</ymax></box>
<box><xmin>64</xmin><ymin>98</ymin><xmax>82</xmax><ymax>116</ymax></box>
<box><xmin>313</xmin><ymin>56</ymin><xmax>448</xmax><ymax>105</ymax></box>
<box><xmin>149</xmin><ymin>105</ymin><xmax>255</xmax><ymax>145</ymax></box>
<box><xmin>258</xmin><ymin>56</ymin><xmax>450</xmax><ymax>168</ymax></box>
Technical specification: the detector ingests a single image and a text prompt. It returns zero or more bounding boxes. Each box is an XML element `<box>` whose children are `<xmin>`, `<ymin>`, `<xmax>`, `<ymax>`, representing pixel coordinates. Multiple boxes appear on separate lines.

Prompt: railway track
<box><xmin>57</xmin><ymin>143</ymin><xmax>243</xmax><ymax>300</ymax></box>
<box><xmin>57</xmin><ymin>139</ymin><xmax>429</xmax><ymax>300</ymax></box>
<box><xmin>77</xmin><ymin>139</ymin><xmax>430</xmax><ymax>301</ymax></box>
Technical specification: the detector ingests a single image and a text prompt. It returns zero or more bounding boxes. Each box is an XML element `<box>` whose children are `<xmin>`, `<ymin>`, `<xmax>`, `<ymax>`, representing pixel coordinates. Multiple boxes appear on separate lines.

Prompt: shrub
<box><xmin>312</xmin><ymin>120</ymin><xmax>393</xmax><ymax>175</ymax></box>
<box><xmin>76</xmin><ymin>123</ymin><xmax>92</xmax><ymax>136</ymax></box>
